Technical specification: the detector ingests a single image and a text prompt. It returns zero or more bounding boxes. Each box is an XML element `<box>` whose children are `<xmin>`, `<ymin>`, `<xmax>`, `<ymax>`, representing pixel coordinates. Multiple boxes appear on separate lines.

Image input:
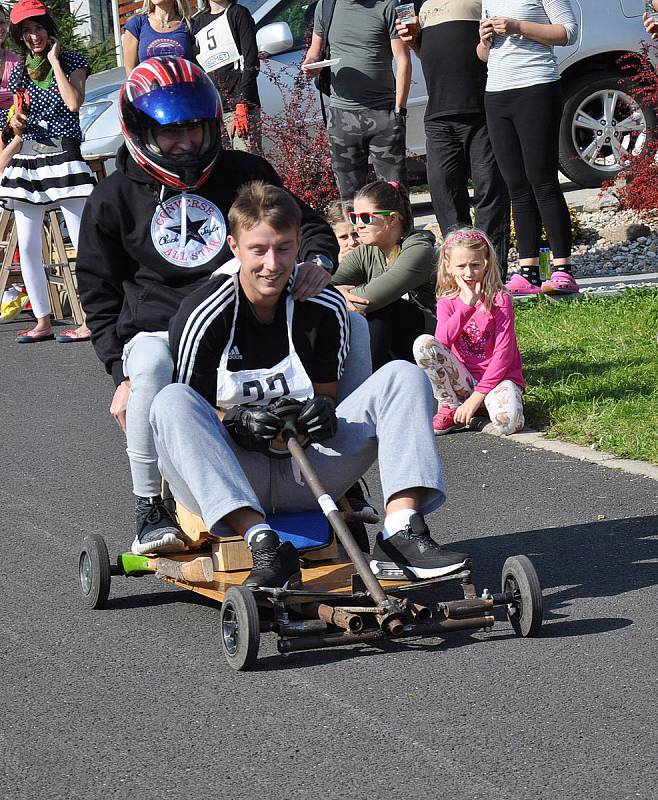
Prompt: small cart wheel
<box><xmin>220</xmin><ymin>586</ymin><xmax>260</xmax><ymax>671</ymax></box>
<box><xmin>501</xmin><ymin>555</ymin><xmax>543</xmax><ymax>638</ymax></box>
<box><xmin>79</xmin><ymin>534</ymin><xmax>111</xmax><ymax>609</ymax></box>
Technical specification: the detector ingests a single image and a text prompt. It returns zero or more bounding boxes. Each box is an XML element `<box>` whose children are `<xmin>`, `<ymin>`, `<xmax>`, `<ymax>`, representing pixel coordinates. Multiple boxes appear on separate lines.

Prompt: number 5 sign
<box><xmin>195</xmin><ymin>13</ymin><xmax>241</xmax><ymax>73</ymax></box>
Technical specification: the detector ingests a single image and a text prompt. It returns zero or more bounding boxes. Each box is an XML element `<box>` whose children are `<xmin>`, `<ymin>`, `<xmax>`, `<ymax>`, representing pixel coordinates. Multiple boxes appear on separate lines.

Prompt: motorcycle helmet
<box><xmin>119</xmin><ymin>56</ymin><xmax>222</xmax><ymax>190</ymax></box>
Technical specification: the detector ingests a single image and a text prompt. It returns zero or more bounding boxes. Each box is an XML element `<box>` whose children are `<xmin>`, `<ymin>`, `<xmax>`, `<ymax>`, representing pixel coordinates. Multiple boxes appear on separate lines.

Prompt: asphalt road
<box><xmin>1</xmin><ymin>316</ymin><xmax>656</xmax><ymax>800</ymax></box>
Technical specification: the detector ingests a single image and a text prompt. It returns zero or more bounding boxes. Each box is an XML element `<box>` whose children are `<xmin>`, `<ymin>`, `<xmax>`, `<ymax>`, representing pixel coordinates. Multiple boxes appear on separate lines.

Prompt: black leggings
<box><xmin>485</xmin><ymin>80</ymin><xmax>572</xmax><ymax>260</ymax></box>
<box><xmin>366</xmin><ymin>298</ymin><xmax>426</xmax><ymax>370</ymax></box>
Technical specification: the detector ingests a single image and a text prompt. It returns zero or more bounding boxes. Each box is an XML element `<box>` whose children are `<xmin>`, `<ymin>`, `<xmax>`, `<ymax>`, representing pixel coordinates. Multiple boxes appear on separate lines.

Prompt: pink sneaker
<box><xmin>432</xmin><ymin>406</ymin><xmax>468</xmax><ymax>436</ymax></box>
<box><xmin>505</xmin><ymin>273</ymin><xmax>542</xmax><ymax>296</ymax></box>
<box><xmin>541</xmin><ymin>270</ymin><xmax>580</xmax><ymax>294</ymax></box>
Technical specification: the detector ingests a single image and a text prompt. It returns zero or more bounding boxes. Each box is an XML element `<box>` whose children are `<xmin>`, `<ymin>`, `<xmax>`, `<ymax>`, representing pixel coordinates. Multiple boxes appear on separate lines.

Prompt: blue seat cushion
<box><xmin>265</xmin><ymin>511</ymin><xmax>331</xmax><ymax>552</ymax></box>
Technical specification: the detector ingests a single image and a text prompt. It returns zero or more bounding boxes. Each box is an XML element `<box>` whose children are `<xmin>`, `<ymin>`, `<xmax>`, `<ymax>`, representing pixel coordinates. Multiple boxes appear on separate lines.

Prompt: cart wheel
<box><xmin>501</xmin><ymin>555</ymin><xmax>543</xmax><ymax>638</ymax></box>
<box><xmin>79</xmin><ymin>534</ymin><xmax>111</xmax><ymax>609</ymax></box>
<box><xmin>220</xmin><ymin>586</ymin><xmax>260</xmax><ymax>671</ymax></box>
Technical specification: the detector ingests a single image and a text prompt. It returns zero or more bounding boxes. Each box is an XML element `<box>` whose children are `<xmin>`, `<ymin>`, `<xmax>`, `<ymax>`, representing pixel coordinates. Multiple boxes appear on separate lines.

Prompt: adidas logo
<box><xmin>228</xmin><ymin>345</ymin><xmax>242</xmax><ymax>360</ymax></box>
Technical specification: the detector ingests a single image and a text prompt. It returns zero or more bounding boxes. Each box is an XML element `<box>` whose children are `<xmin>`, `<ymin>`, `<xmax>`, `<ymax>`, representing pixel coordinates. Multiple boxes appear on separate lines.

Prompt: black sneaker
<box><xmin>131</xmin><ymin>495</ymin><xmax>186</xmax><ymax>555</ymax></box>
<box><xmin>369</xmin><ymin>513</ymin><xmax>469</xmax><ymax>580</ymax></box>
<box><xmin>244</xmin><ymin>530</ymin><xmax>302</xmax><ymax>589</ymax></box>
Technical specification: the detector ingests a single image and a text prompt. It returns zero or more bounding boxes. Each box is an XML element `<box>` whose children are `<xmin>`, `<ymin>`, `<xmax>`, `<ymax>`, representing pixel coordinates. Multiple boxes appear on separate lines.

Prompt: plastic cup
<box><xmin>647</xmin><ymin>0</ymin><xmax>658</xmax><ymax>21</ymax></box>
<box><xmin>395</xmin><ymin>3</ymin><xmax>415</xmax><ymax>22</ymax></box>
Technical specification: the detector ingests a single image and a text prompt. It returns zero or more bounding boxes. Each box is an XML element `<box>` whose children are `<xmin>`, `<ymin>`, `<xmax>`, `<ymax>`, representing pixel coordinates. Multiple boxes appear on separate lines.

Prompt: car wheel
<box><xmin>559</xmin><ymin>72</ymin><xmax>655</xmax><ymax>188</ymax></box>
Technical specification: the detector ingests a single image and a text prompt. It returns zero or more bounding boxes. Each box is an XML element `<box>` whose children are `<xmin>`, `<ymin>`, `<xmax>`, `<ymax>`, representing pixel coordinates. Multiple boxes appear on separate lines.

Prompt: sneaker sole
<box><xmin>243</xmin><ymin>572</ymin><xmax>303</xmax><ymax>590</ymax></box>
<box><xmin>369</xmin><ymin>558</ymin><xmax>468</xmax><ymax>580</ymax></box>
<box><xmin>434</xmin><ymin>424</ymin><xmax>468</xmax><ymax>436</ymax></box>
<box><xmin>131</xmin><ymin>532</ymin><xmax>187</xmax><ymax>556</ymax></box>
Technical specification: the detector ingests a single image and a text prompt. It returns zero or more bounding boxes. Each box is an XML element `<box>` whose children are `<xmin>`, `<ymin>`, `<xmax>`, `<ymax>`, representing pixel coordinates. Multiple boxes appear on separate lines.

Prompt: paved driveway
<box><xmin>1</xmin><ymin>321</ymin><xmax>656</xmax><ymax>800</ymax></box>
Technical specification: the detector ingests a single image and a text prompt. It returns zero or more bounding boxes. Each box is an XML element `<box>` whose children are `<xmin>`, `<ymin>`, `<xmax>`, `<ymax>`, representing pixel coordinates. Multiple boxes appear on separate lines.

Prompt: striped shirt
<box><xmin>483</xmin><ymin>0</ymin><xmax>578</xmax><ymax>92</ymax></box>
<box><xmin>170</xmin><ymin>268</ymin><xmax>350</xmax><ymax>404</ymax></box>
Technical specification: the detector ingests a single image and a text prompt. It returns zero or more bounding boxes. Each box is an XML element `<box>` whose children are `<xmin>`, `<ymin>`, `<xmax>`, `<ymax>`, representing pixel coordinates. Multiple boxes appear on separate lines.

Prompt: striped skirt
<box><xmin>0</xmin><ymin>136</ymin><xmax>95</xmax><ymax>208</ymax></box>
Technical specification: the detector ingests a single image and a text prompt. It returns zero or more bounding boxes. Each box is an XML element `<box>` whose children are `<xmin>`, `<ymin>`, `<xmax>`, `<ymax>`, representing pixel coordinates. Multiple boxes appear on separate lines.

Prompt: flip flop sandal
<box><xmin>505</xmin><ymin>273</ymin><xmax>542</xmax><ymax>296</ymax></box>
<box><xmin>541</xmin><ymin>270</ymin><xmax>580</xmax><ymax>294</ymax></box>
<box><xmin>55</xmin><ymin>328</ymin><xmax>92</xmax><ymax>343</ymax></box>
<box><xmin>16</xmin><ymin>329</ymin><xmax>55</xmax><ymax>343</ymax></box>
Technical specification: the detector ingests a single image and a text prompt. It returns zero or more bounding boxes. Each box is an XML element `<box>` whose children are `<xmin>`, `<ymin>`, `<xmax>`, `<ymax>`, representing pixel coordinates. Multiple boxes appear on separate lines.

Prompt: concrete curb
<box><xmin>478</xmin><ymin>423</ymin><xmax>658</xmax><ymax>481</ymax></box>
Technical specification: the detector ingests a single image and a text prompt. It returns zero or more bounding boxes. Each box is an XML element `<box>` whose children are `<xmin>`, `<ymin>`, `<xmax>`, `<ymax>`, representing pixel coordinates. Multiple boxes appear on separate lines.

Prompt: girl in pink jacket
<box><xmin>414</xmin><ymin>227</ymin><xmax>525</xmax><ymax>435</ymax></box>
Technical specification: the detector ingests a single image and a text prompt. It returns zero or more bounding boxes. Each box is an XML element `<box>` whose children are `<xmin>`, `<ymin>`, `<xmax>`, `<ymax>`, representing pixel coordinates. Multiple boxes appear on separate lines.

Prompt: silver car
<box><xmin>80</xmin><ymin>0</ymin><xmax>653</xmax><ymax>187</ymax></box>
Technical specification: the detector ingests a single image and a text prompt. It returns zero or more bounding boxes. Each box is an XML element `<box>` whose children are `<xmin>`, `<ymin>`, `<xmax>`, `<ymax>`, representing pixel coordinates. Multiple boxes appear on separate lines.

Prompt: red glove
<box><xmin>231</xmin><ymin>103</ymin><xmax>250</xmax><ymax>138</ymax></box>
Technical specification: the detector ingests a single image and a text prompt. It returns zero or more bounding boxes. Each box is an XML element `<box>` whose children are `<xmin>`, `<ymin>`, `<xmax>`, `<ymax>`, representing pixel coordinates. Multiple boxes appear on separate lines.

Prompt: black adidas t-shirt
<box><xmin>170</xmin><ymin>270</ymin><xmax>350</xmax><ymax>404</ymax></box>
<box><xmin>418</xmin><ymin>0</ymin><xmax>487</xmax><ymax>119</ymax></box>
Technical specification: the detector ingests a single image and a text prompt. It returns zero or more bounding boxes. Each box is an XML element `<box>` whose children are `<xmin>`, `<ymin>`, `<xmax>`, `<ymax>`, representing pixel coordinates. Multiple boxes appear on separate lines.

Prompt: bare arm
<box><xmin>395</xmin><ymin>18</ymin><xmax>420</xmax><ymax>55</ymax></box>
<box><xmin>391</xmin><ymin>37</ymin><xmax>411</xmax><ymax>110</ymax></box>
<box><xmin>0</xmin><ymin>134</ymin><xmax>22</xmax><ymax>171</ymax></box>
<box><xmin>48</xmin><ymin>40</ymin><xmax>85</xmax><ymax>111</ymax></box>
<box><xmin>487</xmin><ymin>16</ymin><xmax>569</xmax><ymax>45</ymax></box>
<box><xmin>122</xmin><ymin>30</ymin><xmax>139</xmax><ymax>75</ymax></box>
<box><xmin>477</xmin><ymin>19</ymin><xmax>493</xmax><ymax>62</ymax></box>
<box><xmin>301</xmin><ymin>32</ymin><xmax>325</xmax><ymax>75</ymax></box>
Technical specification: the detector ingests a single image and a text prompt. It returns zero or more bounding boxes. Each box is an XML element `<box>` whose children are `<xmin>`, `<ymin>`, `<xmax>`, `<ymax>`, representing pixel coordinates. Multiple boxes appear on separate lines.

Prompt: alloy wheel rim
<box><xmin>571</xmin><ymin>88</ymin><xmax>647</xmax><ymax>173</ymax></box>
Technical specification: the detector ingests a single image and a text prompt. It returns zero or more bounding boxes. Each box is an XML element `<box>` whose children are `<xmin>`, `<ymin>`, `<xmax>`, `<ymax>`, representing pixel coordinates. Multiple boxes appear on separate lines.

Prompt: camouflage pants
<box><xmin>413</xmin><ymin>334</ymin><xmax>525</xmax><ymax>436</ymax></box>
<box><xmin>328</xmin><ymin>106</ymin><xmax>408</xmax><ymax>200</ymax></box>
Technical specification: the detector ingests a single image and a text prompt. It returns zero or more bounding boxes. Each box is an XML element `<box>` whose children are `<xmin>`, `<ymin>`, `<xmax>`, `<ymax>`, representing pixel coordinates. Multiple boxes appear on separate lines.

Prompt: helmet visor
<box><xmin>132</xmin><ymin>82</ymin><xmax>220</xmax><ymax>127</ymax></box>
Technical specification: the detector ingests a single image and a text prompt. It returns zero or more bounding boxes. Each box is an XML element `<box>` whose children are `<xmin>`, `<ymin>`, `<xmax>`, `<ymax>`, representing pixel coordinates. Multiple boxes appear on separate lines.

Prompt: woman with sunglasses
<box><xmin>331</xmin><ymin>180</ymin><xmax>436</xmax><ymax>369</ymax></box>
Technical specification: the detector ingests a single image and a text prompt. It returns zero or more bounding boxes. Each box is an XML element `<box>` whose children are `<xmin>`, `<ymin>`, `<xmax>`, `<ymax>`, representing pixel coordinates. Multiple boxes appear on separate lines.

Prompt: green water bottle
<box><xmin>539</xmin><ymin>248</ymin><xmax>551</xmax><ymax>282</ymax></box>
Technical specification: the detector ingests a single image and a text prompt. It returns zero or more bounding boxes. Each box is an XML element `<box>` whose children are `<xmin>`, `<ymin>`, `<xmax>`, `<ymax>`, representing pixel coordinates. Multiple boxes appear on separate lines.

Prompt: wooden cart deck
<box><xmin>159</xmin><ymin>555</ymin><xmax>411</xmax><ymax>602</ymax></box>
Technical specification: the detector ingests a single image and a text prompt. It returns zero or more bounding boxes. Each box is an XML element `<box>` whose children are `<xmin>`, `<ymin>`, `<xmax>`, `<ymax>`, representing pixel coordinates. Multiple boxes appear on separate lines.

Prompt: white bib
<box><xmin>215</xmin><ymin>275</ymin><xmax>314</xmax><ymax>410</ymax></box>
<box><xmin>195</xmin><ymin>13</ymin><xmax>242</xmax><ymax>74</ymax></box>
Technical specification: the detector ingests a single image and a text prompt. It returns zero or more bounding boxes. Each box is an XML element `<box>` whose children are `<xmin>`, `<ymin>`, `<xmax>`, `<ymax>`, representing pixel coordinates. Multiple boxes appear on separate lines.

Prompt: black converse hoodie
<box><xmin>77</xmin><ymin>145</ymin><xmax>338</xmax><ymax>386</ymax></box>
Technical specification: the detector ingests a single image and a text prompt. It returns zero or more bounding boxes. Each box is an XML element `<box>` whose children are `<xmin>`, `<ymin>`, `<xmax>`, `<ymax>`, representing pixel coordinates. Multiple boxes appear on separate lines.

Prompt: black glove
<box><xmin>297</xmin><ymin>396</ymin><xmax>338</xmax><ymax>443</ymax></box>
<box><xmin>222</xmin><ymin>405</ymin><xmax>283</xmax><ymax>452</ymax></box>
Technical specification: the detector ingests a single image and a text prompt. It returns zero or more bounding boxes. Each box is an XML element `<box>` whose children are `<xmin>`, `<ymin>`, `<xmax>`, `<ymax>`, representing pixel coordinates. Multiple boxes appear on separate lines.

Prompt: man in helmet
<box><xmin>76</xmin><ymin>56</ymin><xmax>343</xmax><ymax>556</ymax></box>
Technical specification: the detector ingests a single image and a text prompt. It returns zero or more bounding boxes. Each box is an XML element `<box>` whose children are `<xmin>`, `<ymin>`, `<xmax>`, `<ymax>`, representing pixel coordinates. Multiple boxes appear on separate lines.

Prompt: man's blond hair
<box><xmin>228</xmin><ymin>181</ymin><xmax>301</xmax><ymax>238</ymax></box>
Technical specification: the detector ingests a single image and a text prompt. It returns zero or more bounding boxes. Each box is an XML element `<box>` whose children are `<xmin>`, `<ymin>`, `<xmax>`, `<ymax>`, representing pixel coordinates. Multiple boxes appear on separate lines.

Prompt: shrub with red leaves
<box><xmin>258</xmin><ymin>62</ymin><xmax>339</xmax><ymax>215</ymax></box>
<box><xmin>603</xmin><ymin>44</ymin><xmax>658</xmax><ymax>211</ymax></box>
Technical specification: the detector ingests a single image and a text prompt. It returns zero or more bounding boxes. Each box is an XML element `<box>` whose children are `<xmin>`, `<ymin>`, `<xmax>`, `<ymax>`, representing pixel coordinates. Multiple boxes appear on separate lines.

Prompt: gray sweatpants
<box><xmin>149</xmin><ymin>360</ymin><xmax>446</xmax><ymax>535</ymax></box>
<box><xmin>121</xmin><ymin>313</ymin><xmax>372</xmax><ymax>498</ymax></box>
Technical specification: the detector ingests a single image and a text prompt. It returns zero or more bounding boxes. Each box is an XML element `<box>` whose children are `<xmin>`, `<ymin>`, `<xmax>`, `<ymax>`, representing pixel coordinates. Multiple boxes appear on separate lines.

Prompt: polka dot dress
<box><xmin>0</xmin><ymin>51</ymin><xmax>96</xmax><ymax>206</ymax></box>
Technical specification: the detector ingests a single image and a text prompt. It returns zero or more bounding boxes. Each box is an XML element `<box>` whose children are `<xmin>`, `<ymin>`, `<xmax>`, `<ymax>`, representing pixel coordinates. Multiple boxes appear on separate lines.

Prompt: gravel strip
<box><xmin>508</xmin><ymin>207</ymin><xmax>658</xmax><ymax>279</ymax></box>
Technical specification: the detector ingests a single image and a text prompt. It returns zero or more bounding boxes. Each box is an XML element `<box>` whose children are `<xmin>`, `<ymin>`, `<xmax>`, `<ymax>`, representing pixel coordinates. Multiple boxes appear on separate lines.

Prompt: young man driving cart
<box><xmin>149</xmin><ymin>180</ymin><xmax>470</xmax><ymax>588</ymax></box>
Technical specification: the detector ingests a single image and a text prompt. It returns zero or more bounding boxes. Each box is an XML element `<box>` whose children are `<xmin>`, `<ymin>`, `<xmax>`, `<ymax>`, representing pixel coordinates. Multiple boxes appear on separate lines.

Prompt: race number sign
<box><xmin>195</xmin><ymin>13</ymin><xmax>241</xmax><ymax>73</ymax></box>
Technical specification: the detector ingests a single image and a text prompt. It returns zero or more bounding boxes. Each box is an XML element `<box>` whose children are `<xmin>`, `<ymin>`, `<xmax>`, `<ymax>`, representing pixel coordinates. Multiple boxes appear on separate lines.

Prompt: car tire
<box><xmin>559</xmin><ymin>71</ymin><xmax>656</xmax><ymax>188</ymax></box>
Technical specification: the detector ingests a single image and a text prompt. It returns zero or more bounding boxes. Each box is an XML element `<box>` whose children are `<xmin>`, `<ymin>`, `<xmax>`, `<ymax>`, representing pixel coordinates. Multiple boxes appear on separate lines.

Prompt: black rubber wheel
<box><xmin>79</xmin><ymin>534</ymin><xmax>111</xmax><ymax>609</ymax></box>
<box><xmin>501</xmin><ymin>555</ymin><xmax>543</xmax><ymax>638</ymax></box>
<box><xmin>220</xmin><ymin>586</ymin><xmax>260</xmax><ymax>671</ymax></box>
<box><xmin>559</xmin><ymin>71</ymin><xmax>656</xmax><ymax>188</ymax></box>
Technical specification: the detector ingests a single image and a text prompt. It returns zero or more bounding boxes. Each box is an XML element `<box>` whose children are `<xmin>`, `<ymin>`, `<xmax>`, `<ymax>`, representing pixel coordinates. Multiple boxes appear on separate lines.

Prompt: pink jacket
<box><xmin>0</xmin><ymin>51</ymin><xmax>21</xmax><ymax>110</ymax></box>
<box><xmin>435</xmin><ymin>291</ymin><xmax>525</xmax><ymax>394</ymax></box>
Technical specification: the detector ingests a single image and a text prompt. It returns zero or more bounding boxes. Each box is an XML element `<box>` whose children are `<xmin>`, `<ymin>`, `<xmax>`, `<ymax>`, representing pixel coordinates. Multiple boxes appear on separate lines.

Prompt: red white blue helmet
<box><xmin>119</xmin><ymin>56</ymin><xmax>222</xmax><ymax>190</ymax></box>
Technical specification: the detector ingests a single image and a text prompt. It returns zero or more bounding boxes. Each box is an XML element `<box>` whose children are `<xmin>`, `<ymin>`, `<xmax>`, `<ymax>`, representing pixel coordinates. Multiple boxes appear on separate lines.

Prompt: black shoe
<box><xmin>369</xmin><ymin>513</ymin><xmax>469</xmax><ymax>580</ymax></box>
<box><xmin>132</xmin><ymin>495</ymin><xmax>186</xmax><ymax>555</ymax></box>
<box><xmin>244</xmin><ymin>530</ymin><xmax>302</xmax><ymax>589</ymax></box>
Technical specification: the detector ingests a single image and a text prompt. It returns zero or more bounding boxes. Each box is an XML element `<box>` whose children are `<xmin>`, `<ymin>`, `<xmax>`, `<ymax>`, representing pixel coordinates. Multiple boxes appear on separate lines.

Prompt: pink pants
<box><xmin>413</xmin><ymin>334</ymin><xmax>525</xmax><ymax>436</ymax></box>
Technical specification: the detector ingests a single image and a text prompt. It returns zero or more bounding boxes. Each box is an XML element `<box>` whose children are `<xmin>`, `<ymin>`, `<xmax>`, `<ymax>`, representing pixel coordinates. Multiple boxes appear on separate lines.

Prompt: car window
<box><xmin>261</xmin><ymin>0</ymin><xmax>317</xmax><ymax>51</ymax></box>
<box><xmin>241</xmin><ymin>0</ymin><xmax>269</xmax><ymax>13</ymax></box>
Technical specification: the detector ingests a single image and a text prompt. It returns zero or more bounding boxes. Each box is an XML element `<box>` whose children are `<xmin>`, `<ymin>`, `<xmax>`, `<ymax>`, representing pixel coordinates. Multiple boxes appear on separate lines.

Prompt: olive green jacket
<box><xmin>330</xmin><ymin>229</ymin><xmax>437</xmax><ymax>314</ymax></box>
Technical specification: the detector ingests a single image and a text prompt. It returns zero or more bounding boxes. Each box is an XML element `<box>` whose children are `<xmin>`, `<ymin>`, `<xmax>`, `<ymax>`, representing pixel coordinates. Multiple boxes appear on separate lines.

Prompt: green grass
<box><xmin>514</xmin><ymin>289</ymin><xmax>658</xmax><ymax>465</ymax></box>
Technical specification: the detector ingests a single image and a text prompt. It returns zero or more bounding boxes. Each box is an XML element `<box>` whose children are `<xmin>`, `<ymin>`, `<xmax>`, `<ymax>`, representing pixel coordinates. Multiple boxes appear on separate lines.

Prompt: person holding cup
<box><xmin>396</xmin><ymin>0</ymin><xmax>510</xmax><ymax>279</ymax></box>
<box><xmin>478</xmin><ymin>1</ymin><xmax>579</xmax><ymax>296</ymax></box>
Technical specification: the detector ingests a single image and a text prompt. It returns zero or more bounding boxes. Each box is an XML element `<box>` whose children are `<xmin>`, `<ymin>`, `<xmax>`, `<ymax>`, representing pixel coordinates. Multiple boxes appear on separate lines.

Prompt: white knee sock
<box><xmin>382</xmin><ymin>508</ymin><xmax>416</xmax><ymax>540</ymax></box>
